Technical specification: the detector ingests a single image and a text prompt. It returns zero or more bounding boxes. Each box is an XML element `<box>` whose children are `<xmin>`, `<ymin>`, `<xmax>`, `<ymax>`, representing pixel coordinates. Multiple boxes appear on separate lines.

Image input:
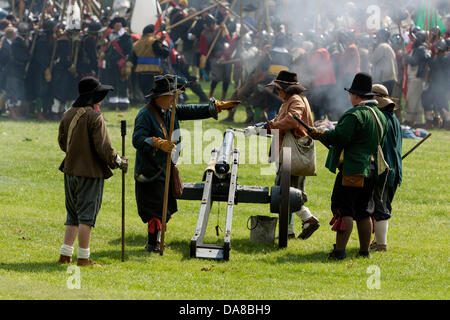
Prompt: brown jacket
<box><xmin>58</xmin><ymin>106</ymin><xmax>119</xmax><ymax>179</ymax></box>
<box><xmin>268</xmin><ymin>94</ymin><xmax>314</xmax><ymax>151</ymax></box>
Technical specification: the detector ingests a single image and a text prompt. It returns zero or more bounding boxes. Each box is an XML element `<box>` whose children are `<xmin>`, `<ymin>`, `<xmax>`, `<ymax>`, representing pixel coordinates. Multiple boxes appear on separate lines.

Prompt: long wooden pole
<box><xmin>205</xmin><ymin>0</ymin><xmax>238</xmax><ymax>61</ymax></box>
<box><xmin>121</xmin><ymin>120</ymin><xmax>127</xmax><ymax>261</ymax></box>
<box><xmin>402</xmin><ymin>133</ymin><xmax>432</xmax><ymax>160</ymax></box>
<box><xmin>212</xmin><ymin>0</ymin><xmax>257</xmax><ymax>32</ymax></box>
<box><xmin>25</xmin><ymin>0</ymin><xmax>48</xmax><ymax>74</ymax></box>
<box><xmin>49</xmin><ymin>0</ymin><xmax>68</xmax><ymax>75</ymax></box>
<box><xmin>159</xmin><ymin>76</ymin><xmax>178</xmax><ymax>256</ymax></box>
<box><xmin>166</xmin><ymin>3</ymin><xmax>219</xmax><ymax>31</ymax></box>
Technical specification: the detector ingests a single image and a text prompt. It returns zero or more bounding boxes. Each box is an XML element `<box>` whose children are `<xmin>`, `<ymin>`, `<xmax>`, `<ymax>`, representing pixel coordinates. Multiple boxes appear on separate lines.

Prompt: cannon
<box><xmin>178</xmin><ymin>129</ymin><xmax>304</xmax><ymax>261</ymax></box>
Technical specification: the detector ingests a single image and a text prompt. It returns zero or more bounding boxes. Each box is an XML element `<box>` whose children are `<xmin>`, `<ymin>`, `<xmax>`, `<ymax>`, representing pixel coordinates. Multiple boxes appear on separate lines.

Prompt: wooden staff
<box><xmin>205</xmin><ymin>0</ymin><xmax>238</xmax><ymax>61</ymax></box>
<box><xmin>19</xmin><ymin>0</ymin><xmax>24</xmax><ymax>21</ymax></box>
<box><xmin>166</xmin><ymin>3</ymin><xmax>219</xmax><ymax>31</ymax></box>
<box><xmin>159</xmin><ymin>76</ymin><xmax>179</xmax><ymax>256</ymax></box>
<box><xmin>48</xmin><ymin>0</ymin><xmax>69</xmax><ymax>75</ymax></box>
<box><xmin>25</xmin><ymin>0</ymin><xmax>48</xmax><ymax>74</ymax></box>
<box><xmin>264</xmin><ymin>0</ymin><xmax>271</xmax><ymax>42</ymax></box>
<box><xmin>402</xmin><ymin>133</ymin><xmax>432</xmax><ymax>160</ymax></box>
<box><xmin>88</xmin><ymin>0</ymin><xmax>100</xmax><ymax>19</ymax></box>
<box><xmin>11</xmin><ymin>0</ymin><xmax>15</xmax><ymax>16</ymax></box>
<box><xmin>212</xmin><ymin>0</ymin><xmax>257</xmax><ymax>32</ymax></box>
<box><xmin>239</xmin><ymin>0</ymin><xmax>244</xmax><ymax>85</ymax></box>
<box><xmin>121</xmin><ymin>120</ymin><xmax>127</xmax><ymax>261</ymax></box>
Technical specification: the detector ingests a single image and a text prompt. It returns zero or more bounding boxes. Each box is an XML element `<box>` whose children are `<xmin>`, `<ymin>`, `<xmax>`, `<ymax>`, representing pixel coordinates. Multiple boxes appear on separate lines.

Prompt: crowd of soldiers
<box><xmin>0</xmin><ymin>0</ymin><xmax>449</xmax><ymax>129</ymax></box>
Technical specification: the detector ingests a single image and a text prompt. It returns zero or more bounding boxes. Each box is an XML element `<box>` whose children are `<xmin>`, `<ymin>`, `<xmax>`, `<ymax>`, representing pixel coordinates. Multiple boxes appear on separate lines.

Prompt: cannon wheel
<box><xmin>279</xmin><ymin>147</ymin><xmax>291</xmax><ymax>248</ymax></box>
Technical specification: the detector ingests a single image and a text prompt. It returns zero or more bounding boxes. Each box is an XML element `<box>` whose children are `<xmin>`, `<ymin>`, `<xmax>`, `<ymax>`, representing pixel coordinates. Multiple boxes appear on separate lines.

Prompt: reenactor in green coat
<box><xmin>370</xmin><ymin>84</ymin><xmax>403</xmax><ymax>252</ymax></box>
<box><xmin>309</xmin><ymin>73</ymin><xmax>388</xmax><ymax>260</ymax></box>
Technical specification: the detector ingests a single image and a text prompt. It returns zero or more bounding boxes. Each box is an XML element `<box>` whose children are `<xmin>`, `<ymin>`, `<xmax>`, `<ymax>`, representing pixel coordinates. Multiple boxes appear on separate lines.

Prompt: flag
<box><xmin>414</xmin><ymin>0</ymin><xmax>446</xmax><ymax>32</ymax></box>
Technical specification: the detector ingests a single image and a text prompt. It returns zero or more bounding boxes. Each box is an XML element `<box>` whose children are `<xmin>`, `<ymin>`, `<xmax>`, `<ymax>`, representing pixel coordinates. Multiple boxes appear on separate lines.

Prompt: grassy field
<box><xmin>0</xmin><ymin>87</ymin><xmax>449</xmax><ymax>300</ymax></box>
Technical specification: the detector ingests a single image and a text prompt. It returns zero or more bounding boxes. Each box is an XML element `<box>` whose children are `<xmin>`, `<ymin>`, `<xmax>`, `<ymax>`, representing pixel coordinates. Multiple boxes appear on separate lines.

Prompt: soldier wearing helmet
<box><xmin>403</xmin><ymin>30</ymin><xmax>431</xmax><ymax>127</ymax></box>
<box><xmin>370</xmin><ymin>28</ymin><xmax>398</xmax><ymax>95</ymax></box>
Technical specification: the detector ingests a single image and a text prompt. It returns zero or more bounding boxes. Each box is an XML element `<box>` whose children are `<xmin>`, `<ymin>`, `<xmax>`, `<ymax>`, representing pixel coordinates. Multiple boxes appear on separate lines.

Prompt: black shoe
<box><xmin>145</xmin><ymin>242</ymin><xmax>160</xmax><ymax>253</ymax></box>
<box><xmin>328</xmin><ymin>245</ymin><xmax>346</xmax><ymax>260</ymax></box>
<box><xmin>356</xmin><ymin>250</ymin><xmax>370</xmax><ymax>258</ymax></box>
<box><xmin>298</xmin><ymin>217</ymin><xmax>320</xmax><ymax>240</ymax></box>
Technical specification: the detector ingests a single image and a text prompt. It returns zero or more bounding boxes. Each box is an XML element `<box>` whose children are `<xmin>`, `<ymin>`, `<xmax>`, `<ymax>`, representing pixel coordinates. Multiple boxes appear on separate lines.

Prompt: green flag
<box><xmin>414</xmin><ymin>0</ymin><xmax>446</xmax><ymax>33</ymax></box>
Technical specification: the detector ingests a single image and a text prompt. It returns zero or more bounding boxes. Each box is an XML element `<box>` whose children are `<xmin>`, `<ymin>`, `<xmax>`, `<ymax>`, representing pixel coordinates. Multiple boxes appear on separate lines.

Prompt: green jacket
<box><xmin>322</xmin><ymin>101</ymin><xmax>388</xmax><ymax>177</ymax></box>
<box><xmin>132</xmin><ymin>100</ymin><xmax>218</xmax><ymax>182</ymax></box>
<box><xmin>380</xmin><ymin>109</ymin><xmax>402</xmax><ymax>187</ymax></box>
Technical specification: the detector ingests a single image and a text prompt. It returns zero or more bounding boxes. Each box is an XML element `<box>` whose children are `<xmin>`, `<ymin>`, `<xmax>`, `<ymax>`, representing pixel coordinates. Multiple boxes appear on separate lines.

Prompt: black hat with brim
<box><xmin>145</xmin><ymin>75</ymin><xmax>186</xmax><ymax>100</ymax></box>
<box><xmin>265</xmin><ymin>70</ymin><xmax>307</xmax><ymax>93</ymax></box>
<box><xmin>344</xmin><ymin>72</ymin><xmax>375</xmax><ymax>97</ymax></box>
<box><xmin>72</xmin><ymin>77</ymin><xmax>114</xmax><ymax>108</ymax></box>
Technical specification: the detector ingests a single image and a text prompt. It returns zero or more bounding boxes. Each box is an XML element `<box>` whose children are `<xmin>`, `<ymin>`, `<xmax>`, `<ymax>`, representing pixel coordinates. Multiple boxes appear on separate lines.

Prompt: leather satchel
<box><xmin>342</xmin><ymin>174</ymin><xmax>364</xmax><ymax>188</ymax></box>
<box><xmin>170</xmin><ymin>162</ymin><xmax>184</xmax><ymax>198</ymax></box>
<box><xmin>282</xmin><ymin>130</ymin><xmax>317</xmax><ymax>176</ymax></box>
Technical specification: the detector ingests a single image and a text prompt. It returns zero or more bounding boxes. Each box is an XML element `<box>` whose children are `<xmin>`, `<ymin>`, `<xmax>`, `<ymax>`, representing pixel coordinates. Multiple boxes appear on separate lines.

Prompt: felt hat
<box><xmin>145</xmin><ymin>75</ymin><xmax>186</xmax><ymax>100</ymax></box>
<box><xmin>265</xmin><ymin>70</ymin><xmax>306</xmax><ymax>93</ymax></box>
<box><xmin>372</xmin><ymin>84</ymin><xmax>398</xmax><ymax>110</ymax></box>
<box><xmin>72</xmin><ymin>77</ymin><xmax>114</xmax><ymax>108</ymax></box>
<box><xmin>344</xmin><ymin>72</ymin><xmax>375</xmax><ymax>97</ymax></box>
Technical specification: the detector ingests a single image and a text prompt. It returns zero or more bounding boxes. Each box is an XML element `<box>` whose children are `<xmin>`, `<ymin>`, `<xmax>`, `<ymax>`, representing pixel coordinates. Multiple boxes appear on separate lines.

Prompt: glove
<box><xmin>68</xmin><ymin>64</ymin><xmax>77</xmax><ymax>77</ymax></box>
<box><xmin>153</xmin><ymin>137</ymin><xmax>176</xmax><ymax>153</ymax></box>
<box><xmin>215</xmin><ymin>100</ymin><xmax>240</xmax><ymax>112</ymax></box>
<box><xmin>120</xmin><ymin>61</ymin><xmax>133</xmax><ymax>81</ymax></box>
<box><xmin>115</xmin><ymin>155</ymin><xmax>128</xmax><ymax>173</ymax></box>
<box><xmin>254</xmin><ymin>122</ymin><xmax>267</xmax><ymax>129</ymax></box>
<box><xmin>44</xmin><ymin>68</ymin><xmax>52</xmax><ymax>83</ymax></box>
<box><xmin>308</xmin><ymin>128</ymin><xmax>325</xmax><ymax>140</ymax></box>
<box><xmin>199</xmin><ymin>55</ymin><xmax>207</xmax><ymax>70</ymax></box>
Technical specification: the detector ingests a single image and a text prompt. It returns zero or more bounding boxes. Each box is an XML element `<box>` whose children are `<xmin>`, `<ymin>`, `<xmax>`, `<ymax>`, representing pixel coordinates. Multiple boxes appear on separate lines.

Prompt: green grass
<box><xmin>0</xmin><ymin>86</ymin><xmax>449</xmax><ymax>300</ymax></box>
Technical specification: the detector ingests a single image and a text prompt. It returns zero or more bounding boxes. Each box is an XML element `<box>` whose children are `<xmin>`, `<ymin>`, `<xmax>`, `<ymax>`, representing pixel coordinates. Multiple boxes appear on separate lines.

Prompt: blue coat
<box><xmin>132</xmin><ymin>100</ymin><xmax>218</xmax><ymax>183</ymax></box>
<box><xmin>380</xmin><ymin>109</ymin><xmax>402</xmax><ymax>187</ymax></box>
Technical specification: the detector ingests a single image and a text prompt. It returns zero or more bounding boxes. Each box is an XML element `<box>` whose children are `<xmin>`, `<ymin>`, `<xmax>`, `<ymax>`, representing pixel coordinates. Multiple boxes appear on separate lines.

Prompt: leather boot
<box><xmin>298</xmin><ymin>217</ymin><xmax>320</xmax><ymax>240</ymax></box>
<box><xmin>433</xmin><ymin>115</ymin><xmax>443</xmax><ymax>129</ymax></box>
<box><xmin>222</xmin><ymin>109</ymin><xmax>236</xmax><ymax>122</ymax></box>
<box><xmin>77</xmin><ymin>258</ymin><xmax>102</xmax><ymax>267</ymax></box>
<box><xmin>244</xmin><ymin>106</ymin><xmax>254</xmax><ymax>125</ymax></box>
<box><xmin>424</xmin><ymin>119</ymin><xmax>434</xmax><ymax>130</ymax></box>
<box><xmin>58</xmin><ymin>255</ymin><xmax>72</xmax><ymax>264</ymax></box>
<box><xmin>9</xmin><ymin>107</ymin><xmax>24</xmax><ymax>120</ymax></box>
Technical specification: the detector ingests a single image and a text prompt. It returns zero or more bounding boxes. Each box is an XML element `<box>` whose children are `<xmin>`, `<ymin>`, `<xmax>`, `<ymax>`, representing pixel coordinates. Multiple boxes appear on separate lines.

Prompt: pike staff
<box><xmin>401</xmin><ymin>133</ymin><xmax>432</xmax><ymax>160</ymax></box>
<box><xmin>121</xmin><ymin>120</ymin><xmax>127</xmax><ymax>261</ymax></box>
<box><xmin>159</xmin><ymin>76</ymin><xmax>179</xmax><ymax>256</ymax></box>
<box><xmin>205</xmin><ymin>0</ymin><xmax>238</xmax><ymax>62</ymax></box>
<box><xmin>25</xmin><ymin>0</ymin><xmax>49</xmax><ymax>74</ymax></box>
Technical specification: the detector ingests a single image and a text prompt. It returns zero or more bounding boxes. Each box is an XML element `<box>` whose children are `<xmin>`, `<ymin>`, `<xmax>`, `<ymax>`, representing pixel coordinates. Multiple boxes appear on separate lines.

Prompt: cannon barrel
<box><xmin>215</xmin><ymin>129</ymin><xmax>235</xmax><ymax>175</ymax></box>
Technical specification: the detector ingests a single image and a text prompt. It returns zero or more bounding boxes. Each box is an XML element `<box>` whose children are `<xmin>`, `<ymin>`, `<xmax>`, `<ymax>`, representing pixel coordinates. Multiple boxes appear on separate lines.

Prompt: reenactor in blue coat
<box><xmin>132</xmin><ymin>75</ymin><xmax>240</xmax><ymax>253</ymax></box>
<box><xmin>370</xmin><ymin>84</ymin><xmax>402</xmax><ymax>252</ymax></box>
<box><xmin>30</xmin><ymin>19</ymin><xmax>56</xmax><ymax>120</ymax></box>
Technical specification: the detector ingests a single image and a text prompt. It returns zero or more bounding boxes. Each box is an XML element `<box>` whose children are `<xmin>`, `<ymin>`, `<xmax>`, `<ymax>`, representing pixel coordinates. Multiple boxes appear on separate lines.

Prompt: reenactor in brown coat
<box><xmin>57</xmin><ymin>77</ymin><xmax>128</xmax><ymax>267</ymax></box>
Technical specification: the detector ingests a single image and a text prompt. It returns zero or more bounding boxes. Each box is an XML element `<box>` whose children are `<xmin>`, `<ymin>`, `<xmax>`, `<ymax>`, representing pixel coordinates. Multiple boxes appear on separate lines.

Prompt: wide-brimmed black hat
<box><xmin>265</xmin><ymin>70</ymin><xmax>306</xmax><ymax>93</ymax></box>
<box><xmin>72</xmin><ymin>77</ymin><xmax>114</xmax><ymax>108</ymax></box>
<box><xmin>344</xmin><ymin>72</ymin><xmax>375</xmax><ymax>97</ymax></box>
<box><xmin>145</xmin><ymin>75</ymin><xmax>186</xmax><ymax>100</ymax></box>
<box><xmin>110</xmin><ymin>16</ymin><xmax>127</xmax><ymax>28</ymax></box>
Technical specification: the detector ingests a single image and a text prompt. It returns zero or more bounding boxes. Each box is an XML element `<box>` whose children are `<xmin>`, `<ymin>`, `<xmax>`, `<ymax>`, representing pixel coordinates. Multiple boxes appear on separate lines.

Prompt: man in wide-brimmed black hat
<box><xmin>245</xmin><ymin>70</ymin><xmax>320</xmax><ymax>241</ymax></box>
<box><xmin>309</xmin><ymin>72</ymin><xmax>388</xmax><ymax>260</ymax></box>
<box><xmin>132</xmin><ymin>74</ymin><xmax>240</xmax><ymax>253</ymax></box>
<box><xmin>57</xmin><ymin>77</ymin><xmax>128</xmax><ymax>267</ymax></box>
<box><xmin>103</xmin><ymin>15</ymin><xmax>133</xmax><ymax>111</ymax></box>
